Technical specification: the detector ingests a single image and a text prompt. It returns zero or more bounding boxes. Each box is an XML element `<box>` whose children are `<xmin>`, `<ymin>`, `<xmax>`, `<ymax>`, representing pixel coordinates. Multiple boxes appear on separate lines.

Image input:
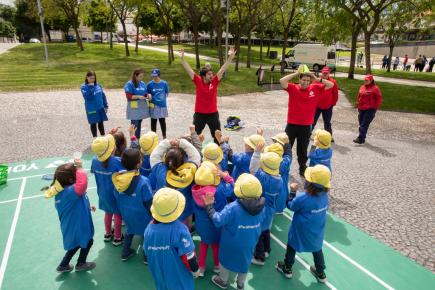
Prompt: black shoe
<box><xmin>211</xmin><ymin>275</ymin><xmax>228</xmax><ymax>289</ymax></box>
<box><xmin>310</xmin><ymin>266</ymin><xmax>327</xmax><ymax>283</ymax></box>
<box><xmin>112</xmin><ymin>234</ymin><xmax>124</xmax><ymax>246</ymax></box>
<box><xmin>104</xmin><ymin>233</ymin><xmax>113</xmax><ymax>242</ymax></box>
<box><xmin>75</xmin><ymin>262</ymin><xmax>96</xmax><ymax>272</ymax></box>
<box><xmin>353</xmin><ymin>138</ymin><xmax>364</xmax><ymax>145</ymax></box>
<box><xmin>56</xmin><ymin>264</ymin><xmax>74</xmax><ymax>273</ymax></box>
<box><xmin>143</xmin><ymin>255</ymin><xmax>148</xmax><ymax>265</ymax></box>
<box><xmin>121</xmin><ymin>249</ymin><xmax>135</xmax><ymax>261</ymax></box>
<box><xmin>331</xmin><ymin>137</ymin><xmax>335</xmax><ymax>143</ymax></box>
<box><xmin>276</xmin><ymin>261</ymin><xmax>292</xmax><ymax>278</ymax></box>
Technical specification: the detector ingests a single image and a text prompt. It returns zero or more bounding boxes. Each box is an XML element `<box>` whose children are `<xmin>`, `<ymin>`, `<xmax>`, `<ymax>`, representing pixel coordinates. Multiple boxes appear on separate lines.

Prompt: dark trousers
<box><xmin>357</xmin><ymin>109</ymin><xmax>376</xmax><ymax>142</ymax></box>
<box><xmin>59</xmin><ymin>239</ymin><xmax>93</xmax><ymax>267</ymax></box>
<box><xmin>193</xmin><ymin>112</ymin><xmax>221</xmax><ymax>144</ymax></box>
<box><xmin>285</xmin><ymin>124</ymin><xmax>311</xmax><ymax>173</ymax></box>
<box><xmin>255</xmin><ymin>230</ymin><xmax>271</xmax><ymax>261</ymax></box>
<box><xmin>313</xmin><ymin>107</ymin><xmax>333</xmax><ymax>135</ymax></box>
<box><xmin>284</xmin><ymin>245</ymin><xmax>325</xmax><ymax>273</ymax></box>
<box><xmin>122</xmin><ymin>234</ymin><xmax>135</xmax><ymax>257</ymax></box>
<box><xmin>151</xmin><ymin>118</ymin><xmax>167</xmax><ymax>138</ymax></box>
<box><xmin>90</xmin><ymin>122</ymin><xmax>105</xmax><ymax>137</ymax></box>
<box><xmin>131</xmin><ymin>120</ymin><xmax>143</xmax><ymax>139</ymax></box>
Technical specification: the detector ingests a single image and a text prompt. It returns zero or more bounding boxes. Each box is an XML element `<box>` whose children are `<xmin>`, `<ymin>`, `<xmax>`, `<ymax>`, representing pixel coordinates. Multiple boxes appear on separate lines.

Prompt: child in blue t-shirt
<box><xmin>45</xmin><ymin>159</ymin><xmax>95</xmax><ymax>273</ymax></box>
<box><xmin>276</xmin><ymin>165</ymin><xmax>331</xmax><ymax>284</ymax></box>
<box><xmin>147</xmin><ymin>68</ymin><xmax>169</xmax><ymax>139</ymax></box>
<box><xmin>112</xmin><ymin>148</ymin><xmax>154</xmax><ymax>262</ymax></box>
<box><xmin>308</xmin><ymin>129</ymin><xmax>333</xmax><ymax>171</ymax></box>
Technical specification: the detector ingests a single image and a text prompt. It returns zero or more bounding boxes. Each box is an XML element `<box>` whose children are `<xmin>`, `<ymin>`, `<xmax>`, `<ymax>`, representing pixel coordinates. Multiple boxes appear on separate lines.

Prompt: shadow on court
<box><xmin>325</xmin><ymin>215</ymin><xmax>351</xmax><ymax>246</ymax></box>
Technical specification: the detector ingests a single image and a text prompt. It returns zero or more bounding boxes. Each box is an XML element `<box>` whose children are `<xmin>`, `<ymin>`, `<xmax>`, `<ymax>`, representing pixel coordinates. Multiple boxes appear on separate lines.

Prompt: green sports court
<box><xmin>0</xmin><ymin>156</ymin><xmax>434</xmax><ymax>290</ymax></box>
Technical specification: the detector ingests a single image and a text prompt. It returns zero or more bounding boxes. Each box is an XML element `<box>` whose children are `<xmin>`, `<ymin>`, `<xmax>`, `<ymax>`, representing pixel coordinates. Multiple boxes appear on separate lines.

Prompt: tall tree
<box><xmin>14</xmin><ymin>0</ymin><xmax>40</xmax><ymax>41</ymax></box>
<box><xmin>84</xmin><ymin>0</ymin><xmax>113</xmax><ymax>43</ymax></box>
<box><xmin>229</xmin><ymin>0</ymin><xmax>249</xmax><ymax>71</ymax></box>
<box><xmin>151</xmin><ymin>0</ymin><xmax>177</xmax><ymax>64</ymax></box>
<box><xmin>53</xmin><ymin>0</ymin><xmax>85</xmax><ymax>50</ymax></box>
<box><xmin>277</xmin><ymin>0</ymin><xmax>300</xmax><ymax>72</ymax></box>
<box><xmin>201</xmin><ymin>0</ymin><xmax>225</xmax><ymax>65</ymax></box>
<box><xmin>108</xmin><ymin>0</ymin><xmax>133</xmax><ymax>56</ymax></box>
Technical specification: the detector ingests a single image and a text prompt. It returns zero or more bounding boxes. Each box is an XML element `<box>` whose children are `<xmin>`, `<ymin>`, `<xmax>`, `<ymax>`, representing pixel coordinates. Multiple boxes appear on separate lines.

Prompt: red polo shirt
<box><xmin>357</xmin><ymin>84</ymin><xmax>382</xmax><ymax>110</ymax></box>
<box><xmin>317</xmin><ymin>78</ymin><xmax>339</xmax><ymax>109</ymax></box>
<box><xmin>192</xmin><ymin>74</ymin><xmax>219</xmax><ymax>114</ymax></box>
<box><xmin>285</xmin><ymin>82</ymin><xmax>325</xmax><ymax>125</ymax></box>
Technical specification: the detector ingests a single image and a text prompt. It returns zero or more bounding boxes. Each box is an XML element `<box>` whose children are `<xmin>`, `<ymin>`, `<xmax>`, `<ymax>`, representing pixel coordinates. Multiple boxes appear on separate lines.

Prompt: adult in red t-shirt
<box><xmin>313</xmin><ymin>67</ymin><xmax>339</xmax><ymax>141</ymax></box>
<box><xmin>353</xmin><ymin>74</ymin><xmax>382</xmax><ymax>144</ymax></box>
<box><xmin>280</xmin><ymin>68</ymin><xmax>334</xmax><ymax>176</ymax></box>
<box><xmin>180</xmin><ymin>47</ymin><xmax>236</xmax><ymax>143</ymax></box>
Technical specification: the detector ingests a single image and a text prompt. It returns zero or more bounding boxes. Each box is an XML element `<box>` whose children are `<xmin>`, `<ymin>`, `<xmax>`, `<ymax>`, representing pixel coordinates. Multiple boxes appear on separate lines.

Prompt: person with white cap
<box><xmin>203</xmin><ymin>173</ymin><xmax>266</xmax><ymax>290</ymax></box>
<box><xmin>276</xmin><ymin>165</ymin><xmax>331</xmax><ymax>283</ymax></box>
<box><xmin>353</xmin><ymin>75</ymin><xmax>382</xmax><ymax>144</ymax></box>
<box><xmin>312</xmin><ymin>67</ymin><xmax>339</xmax><ymax>141</ymax></box>
<box><xmin>249</xmin><ymin>142</ymin><xmax>283</xmax><ymax>266</ymax></box>
<box><xmin>279</xmin><ymin>64</ymin><xmax>334</xmax><ymax>176</ymax></box>
<box><xmin>147</xmin><ymin>68</ymin><xmax>169</xmax><ymax>139</ymax></box>
<box><xmin>144</xmin><ymin>188</ymin><xmax>199</xmax><ymax>290</ymax></box>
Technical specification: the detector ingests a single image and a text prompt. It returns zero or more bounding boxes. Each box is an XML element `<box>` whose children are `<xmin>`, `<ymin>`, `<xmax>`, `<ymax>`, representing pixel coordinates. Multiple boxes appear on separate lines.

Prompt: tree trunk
<box><xmin>246</xmin><ymin>32</ymin><xmax>252</xmax><ymax>68</ymax></box>
<box><xmin>209</xmin><ymin>29</ymin><xmax>214</xmax><ymax>48</ymax></box>
<box><xmin>194</xmin><ymin>28</ymin><xmax>200</xmax><ymax>69</ymax></box>
<box><xmin>73</xmin><ymin>25</ymin><xmax>83</xmax><ymax>51</ymax></box>
<box><xmin>100</xmin><ymin>31</ymin><xmax>103</xmax><ymax>44</ymax></box>
<box><xmin>217</xmin><ymin>26</ymin><xmax>224</xmax><ymax>66</ymax></box>
<box><xmin>387</xmin><ymin>43</ymin><xmax>394</xmax><ymax>72</ymax></box>
<box><xmin>109</xmin><ymin>31</ymin><xmax>113</xmax><ymax>49</ymax></box>
<box><xmin>364</xmin><ymin>32</ymin><xmax>372</xmax><ymax>74</ymax></box>
<box><xmin>348</xmin><ymin>22</ymin><xmax>359</xmax><ymax>79</ymax></box>
<box><xmin>167</xmin><ymin>29</ymin><xmax>172</xmax><ymax>64</ymax></box>
<box><xmin>234</xmin><ymin>35</ymin><xmax>241</xmax><ymax>71</ymax></box>
<box><xmin>121</xmin><ymin>21</ymin><xmax>130</xmax><ymax>56</ymax></box>
<box><xmin>281</xmin><ymin>32</ymin><xmax>288</xmax><ymax>72</ymax></box>
<box><xmin>135</xmin><ymin>24</ymin><xmax>140</xmax><ymax>53</ymax></box>
<box><xmin>260</xmin><ymin>37</ymin><xmax>263</xmax><ymax>61</ymax></box>
<box><xmin>266</xmin><ymin>38</ymin><xmax>271</xmax><ymax>56</ymax></box>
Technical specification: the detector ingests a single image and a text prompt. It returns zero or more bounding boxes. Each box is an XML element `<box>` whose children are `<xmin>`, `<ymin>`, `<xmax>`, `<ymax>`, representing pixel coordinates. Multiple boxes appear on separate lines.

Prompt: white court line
<box><xmin>270</xmin><ymin>233</ymin><xmax>338</xmax><ymax>290</ymax></box>
<box><xmin>282</xmin><ymin>212</ymin><xmax>394</xmax><ymax>290</ymax></box>
<box><xmin>0</xmin><ymin>187</ymin><xmax>97</xmax><ymax>205</ymax></box>
<box><xmin>0</xmin><ymin>177</ymin><xmax>27</xmax><ymax>289</ymax></box>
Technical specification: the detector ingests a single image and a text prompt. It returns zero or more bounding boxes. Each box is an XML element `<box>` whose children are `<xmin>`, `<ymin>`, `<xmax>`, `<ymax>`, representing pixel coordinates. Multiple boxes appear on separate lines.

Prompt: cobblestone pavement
<box><xmin>0</xmin><ymin>89</ymin><xmax>434</xmax><ymax>272</ymax></box>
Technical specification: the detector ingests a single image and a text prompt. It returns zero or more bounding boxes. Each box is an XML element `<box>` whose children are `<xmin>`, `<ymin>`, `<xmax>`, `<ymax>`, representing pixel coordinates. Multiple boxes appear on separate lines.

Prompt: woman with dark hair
<box><xmin>353</xmin><ymin>75</ymin><xmax>382</xmax><ymax>144</ymax></box>
<box><xmin>80</xmin><ymin>71</ymin><xmax>108</xmax><ymax>137</ymax></box>
<box><xmin>179</xmin><ymin>47</ymin><xmax>236</xmax><ymax>144</ymax></box>
<box><xmin>124</xmin><ymin>69</ymin><xmax>150</xmax><ymax>139</ymax></box>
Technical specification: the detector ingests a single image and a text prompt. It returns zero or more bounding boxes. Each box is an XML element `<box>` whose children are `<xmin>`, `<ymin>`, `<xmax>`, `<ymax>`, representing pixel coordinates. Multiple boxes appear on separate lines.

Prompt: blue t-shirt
<box><xmin>144</xmin><ymin>221</ymin><xmax>195</xmax><ymax>290</ymax></box>
<box><xmin>91</xmin><ymin>156</ymin><xmax>123</xmax><ymax>214</ymax></box>
<box><xmin>277</xmin><ymin>155</ymin><xmax>292</xmax><ymax>213</ymax></box>
<box><xmin>211</xmin><ymin>201</ymin><xmax>265</xmax><ymax>273</ymax></box>
<box><xmin>231</xmin><ymin>152</ymin><xmax>254</xmax><ymax>181</ymax></box>
<box><xmin>114</xmin><ymin>175</ymin><xmax>153</xmax><ymax>235</ymax></box>
<box><xmin>287</xmin><ymin>191</ymin><xmax>328</xmax><ymax>252</ymax></box>
<box><xmin>80</xmin><ymin>83</ymin><xmax>108</xmax><ymax>113</ymax></box>
<box><xmin>193</xmin><ymin>181</ymin><xmax>233</xmax><ymax>244</ymax></box>
<box><xmin>54</xmin><ymin>186</ymin><xmax>94</xmax><ymax>250</ymax></box>
<box><xmin>255</xmin><ymin>169</ymin><xmax>283</xmax><ymax>231</ymax></box>
<box><xmin>140</xmin><ymin>154</ymin><xmax>151</xmax><ymax>177</ymax></box>
<box><xmin>308</xmin><ymin>148</ymin><xmax>332</xmax><ymax>171</ymax></box>
<box><xmin>147</xmin><ymin>80</ymin><xmax>169</xmax><ymax>107</ymax></box>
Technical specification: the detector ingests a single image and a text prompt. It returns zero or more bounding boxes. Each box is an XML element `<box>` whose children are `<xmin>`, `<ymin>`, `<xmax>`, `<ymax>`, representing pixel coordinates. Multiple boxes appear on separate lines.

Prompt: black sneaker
<box><xmin>276</xmin><ymin>261</ymin><xmax>292</xmax><ymax>278</ymax></box>
<box><xmin>112</xmin><ymin>234</ymin><xmax>124</xmax><ymax>246</ymax></box>
<box><xmin>143</xmin><ymin>255</ymin><xmax>148</xmax><ymax>265</ymax></box>
<box><xmin>236</xmin><ymin>282</ymin><xmax>244</xmax><ymax>290</ymax></box>
<box><xmin>211</xmin><ymin>275</ymin><xmax>228</xmax><ymax>289</ymax></box>
<box><xmin>310</xmin><ymin>266</ymin><xmax>327</xmax><ymax>283</ymax></box>
<box><xmin>104</xmin><ymin>233</ymin><xmax>113</xmax><ymax>242</ymax></box>
<box><xmin>121</xmin><ymin>249</ymin><xmax>135</xmax><ymax>261</ymax></box>
<box><xmin>75</xmin><ymin>262</ymin><xmax>96</xmax><ymax>272</ymax></box>
<box><xmin>353</xmin><ymin>138</ymin><xmax>364</xmax><ymax>145</ymax></box>
<box><xmin>56</xmin><ymin>264</ymin><xmax>73</xmax><ymax>273</ymax></box>
<box><xmin>331</xmin><ymin>137</ymin><xmax>335</xmax><ymax>143</ymax></box>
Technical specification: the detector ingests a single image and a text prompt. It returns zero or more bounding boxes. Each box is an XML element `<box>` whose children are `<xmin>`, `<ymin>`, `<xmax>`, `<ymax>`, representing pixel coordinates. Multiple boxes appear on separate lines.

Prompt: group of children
<box><xmin>46</xmin><ymin>115</ymin><xmax>334</xmax><ymax>290</ymax></box>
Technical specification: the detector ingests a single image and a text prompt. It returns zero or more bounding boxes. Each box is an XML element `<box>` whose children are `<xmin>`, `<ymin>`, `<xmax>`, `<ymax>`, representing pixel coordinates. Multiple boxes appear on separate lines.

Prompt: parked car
<box><xmin>280</xmin><ymin>43</ymin><xmax>336</xmax><ymax>72</ymax></box>
<box><xmin>29</xmin><ymin>38</ymin><xmax>41</xmax><ymax>43</ymax></box>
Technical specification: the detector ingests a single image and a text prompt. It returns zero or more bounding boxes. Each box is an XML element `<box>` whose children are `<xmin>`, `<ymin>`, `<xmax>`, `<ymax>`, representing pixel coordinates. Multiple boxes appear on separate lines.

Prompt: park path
<box><xmin>0</xmin><ymin>43</ymin><xmax>20</xmax><ymax>55</ymax></box>
<box><xmin>132</xmin><ymin>43</ymin><xmax>435</xmax><ymax>87</ymax></box>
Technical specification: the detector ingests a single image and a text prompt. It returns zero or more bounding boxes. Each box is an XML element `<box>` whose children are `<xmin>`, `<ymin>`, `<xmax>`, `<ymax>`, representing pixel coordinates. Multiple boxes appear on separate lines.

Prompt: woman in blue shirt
<box><xmin>276</xmin><ymin>165</ymin><xmax>331</xmax><ymax>284</ymax></box>
<box><xmin>81</xmin><ymin>71</ymin><xmax>108</xmax><ymax>137</ymax></box>
<box><xmin>147</xmin><ymin>68</ymin><xmax>169</xmax><ymax>139</ymax></box>
<box><xmin>124</xmin><ymin>69</ymin><xmax>151</xmax><ymax>139</ymax></box>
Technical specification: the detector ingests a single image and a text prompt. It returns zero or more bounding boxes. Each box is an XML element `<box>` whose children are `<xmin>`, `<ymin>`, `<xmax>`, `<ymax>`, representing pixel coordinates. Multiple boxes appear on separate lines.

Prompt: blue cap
<box><xmin>151</xmin><ymin>69</ymin><xmax>160</xmax><ymax>77</ymax></box>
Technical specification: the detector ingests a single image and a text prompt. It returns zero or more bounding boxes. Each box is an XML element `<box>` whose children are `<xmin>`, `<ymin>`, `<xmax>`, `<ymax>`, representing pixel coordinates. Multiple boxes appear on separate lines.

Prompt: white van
<box><xmin>281</xmin><ymin>43</ymin><xmax>336</xmax><ymax>71</ymax></box>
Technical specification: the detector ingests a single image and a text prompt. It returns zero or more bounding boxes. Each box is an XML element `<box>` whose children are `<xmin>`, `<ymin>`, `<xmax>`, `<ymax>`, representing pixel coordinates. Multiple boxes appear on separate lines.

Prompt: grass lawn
<box><xmin>0</xmin><ymin>43</ymin><xmax>263</xmax><ymax>95</ymax></box>
<box><xmin>336</xmin><ymin>66</ymin><xmax>435</xmax><ymax>82</ymax></box>
<box><xmin>336</xmin><ymin>77</ymin><xmax>435</xmax><ymax>114</ymax></box>
<box><xmin>143</xmin><ymin>42</ymin><xmax>282</xmax><ymax>66</ymax></box>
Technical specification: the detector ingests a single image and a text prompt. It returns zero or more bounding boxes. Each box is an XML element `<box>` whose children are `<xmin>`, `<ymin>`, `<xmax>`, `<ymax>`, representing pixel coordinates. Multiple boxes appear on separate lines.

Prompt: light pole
<box><xmin>36</xmin><ymin>0</ymin><xmax>49</xmax><ymax>63</ymax></box>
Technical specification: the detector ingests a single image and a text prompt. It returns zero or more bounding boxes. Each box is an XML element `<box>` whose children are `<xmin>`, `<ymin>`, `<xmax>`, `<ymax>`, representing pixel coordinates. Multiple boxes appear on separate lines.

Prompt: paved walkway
<box><xmin>0</xmin><ymin>43</ymin><xmax>20</xmax><ymax>55</ymax></box>
<box><xmin>0</xmin><ymin>89</ymin><xmax>434</xmax><ymax>272</ymax></box>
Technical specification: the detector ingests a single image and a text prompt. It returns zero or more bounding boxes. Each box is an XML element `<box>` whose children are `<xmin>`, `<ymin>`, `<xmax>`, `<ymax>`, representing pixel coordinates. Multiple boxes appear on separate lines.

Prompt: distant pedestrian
<box><xmin>428</xmin><ymin>57</ymin><xmax>435</xmax><ymax>72</ymax></box>
<box><xmin>357</xmin><ymin>51</ymin><xmax>364</xmax><ymax>68</ymax></box>
<box><xmin>403</xmin><ymin>54</ymin><xmax>408</xmax><ymax>70</ymax></box>
<box><xmin>382</xmin><ymin>55</ymin><xmax>388</xmax><ymax>69</ymax></box>
<box><xmin>393</xmin><ymin>57</ymin><xmax>400</xmax><ymax>70</ymax></box>
<box><xmin>422</xmin><ymin>55</ymin><xmax>427</xmax><ymax>72</ymax></box>
<box><xmin>414</xmin><ymin>55</ymin><xmax>423</xmax><ymax>72</ymax></box>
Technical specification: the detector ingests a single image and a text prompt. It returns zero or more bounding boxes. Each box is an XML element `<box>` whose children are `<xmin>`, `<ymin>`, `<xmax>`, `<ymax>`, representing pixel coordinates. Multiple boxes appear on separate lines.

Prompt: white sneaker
<box><xmin>265</xmin><ymin>252</ymin><xmax>270</xmax><ymax>259</ymax></box>
<box><xmin>198</xmin><ymin>268</ymin><xmax>205</xmax><ymax>278</ymax></box>
<box><xmin>213</xmin><ymin>266</ymin><xmax>220</xmax><ymax>273</ymax></box>
<box><xmin>251</xmin><ymin>257</ymin><xmax>265</xmax><ymax>266</ymax></box>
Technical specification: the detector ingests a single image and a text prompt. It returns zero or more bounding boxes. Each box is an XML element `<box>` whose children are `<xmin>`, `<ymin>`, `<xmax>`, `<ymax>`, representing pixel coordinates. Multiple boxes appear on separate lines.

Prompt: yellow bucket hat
<box><xmin>298</xmin><ymin>64</ymin><xmax>311</xmax><ymax>74</ymax></box>
<box><xmin>304</xmin><ymin>165</ymin><xmax>331</xmax><ymax>189</ymax></box>
<box><xmin>166</xmin><ymin>162</ymin><xmax>197</xmax><ymax>189</ymax></box>
<box><xmin>234</xmin><ymin>173</ymin><xmax>262</xmax><ymax>199</ymax></box>
<box><xmin>271</xmin><ymin>133</ymin><xmax>288</xmax><ymax>145</ymax></box>
<box><xmin>244</xmin><ymin>134</ymin><xmax>265</xmax><ymax>150</ymax></box>
<box><xmin>265</xmin><ymin>143</ymin><xmax>284</xmax><ymax>157</ymax></box>
<box><xmin>202</xmin><ymin>143</ymin><xmax>224</xmax><ymax>164</ymax></box>
<box><xmin>91</xmin><ymin>135</ymin><xmax>115</xmax><ymax>162</ymax></box>
<box><xmin>151</xmin><ymin>188</ymin><xmax>186</xmax><ymax>223</ymax></box>
<box><xmin>195</xmin><ymin>161</ymin><xmax>220</xmax><ymax>186</ymax></box>
<box><xmin>139</xmin><ymin>131</ymin><xmax>159</xmax><ymax>155</ymax></box>
<box><xmin>44</xmin><ymin>179</ymin><xmax>64</xmax><ymax>199</ymax></box>
<box><xmin>314</xmin><ymin>129</ymin><xmax>332</xmax><ymax>149</ymax></box>
<box><xmin>260</xmin><ymin>152</ymin><xmax>282</xmax><ymax>176</ymax></box>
